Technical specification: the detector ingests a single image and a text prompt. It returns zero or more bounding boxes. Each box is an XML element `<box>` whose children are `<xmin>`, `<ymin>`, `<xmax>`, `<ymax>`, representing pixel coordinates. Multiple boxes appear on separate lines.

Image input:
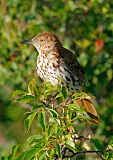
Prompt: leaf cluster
<box><xmin>3</xmin><ymin>79</ymin><xmax>112</xmax><ymax>160</ymax></box>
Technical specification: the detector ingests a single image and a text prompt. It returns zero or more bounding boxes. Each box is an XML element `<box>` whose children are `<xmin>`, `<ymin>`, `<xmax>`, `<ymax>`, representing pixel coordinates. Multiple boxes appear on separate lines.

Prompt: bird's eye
<box><xmin>41</xmin><ymin>39</ymin><xmax>44</xmax><ymax>41</ymax></box>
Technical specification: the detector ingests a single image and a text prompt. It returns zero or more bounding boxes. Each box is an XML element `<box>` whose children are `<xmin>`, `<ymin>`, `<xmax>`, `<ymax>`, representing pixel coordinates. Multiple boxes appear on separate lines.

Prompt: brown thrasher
<box><xmin>21</xmin><ymin>32</ymin><xmax>99</xmax><ymax>124</ymax></box>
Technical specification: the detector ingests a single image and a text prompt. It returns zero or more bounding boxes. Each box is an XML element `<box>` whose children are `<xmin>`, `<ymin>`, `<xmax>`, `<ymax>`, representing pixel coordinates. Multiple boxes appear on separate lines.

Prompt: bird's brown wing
<box><xmin>61</xmin><ymin>48</ymin><xmax>99</xmax><ymax>124</ymax></box>
<box><xmin>61</xmin><ymin>47</ymin><xmax>86</xmax><ymax>84</ymax></box>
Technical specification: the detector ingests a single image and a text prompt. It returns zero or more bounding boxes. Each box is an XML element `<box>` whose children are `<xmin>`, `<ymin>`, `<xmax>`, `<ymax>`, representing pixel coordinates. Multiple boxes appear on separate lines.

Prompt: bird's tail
<box><xmin>75</xmin><ymin>95</ymin><xmax>99</xmax><ymax>124</ymax></box>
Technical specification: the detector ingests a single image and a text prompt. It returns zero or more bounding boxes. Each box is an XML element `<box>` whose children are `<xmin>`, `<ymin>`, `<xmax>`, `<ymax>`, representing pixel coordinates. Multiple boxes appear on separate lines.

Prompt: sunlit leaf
<box><xmin>39</xmin><ymin>151</ymin><xmax>46</xmax><ymax>160</ymax></box>
<box><xmin>28</xmin><ymin>78</ymin><xmax>36</xmax><ymax>95</ymax></box>
<box><xmin>55</xmin><ymin>143</ymin><xmax>61</xmax><ymax>157</ymax></box>
<box><xmin>46</xmin><ymin>148</ymin><xmax>54</xmax><ymax>160</ymax></box>
<box><xmin>11</xmin><ymin>145</ymin><xmax>20</xmax><ymax>159</ymax></box>
<box><xmin>17</xmin><ymin>95</ymin><xmax>35</xmax><ymax>103</ymax></box>
<box><xmin>65</xmin><ymin>134</ymin><xmax>75</xmax><ymax>149</ymax></box>
<box><xmin>48</xmin><ymin>109</ymin><xmax>58</xmax><ymax>118</ymax></box>
<box><xmin>23</xmin><ymin>148</ymin><xmax>38</xmax><ymax>160</ymax></box>
<box><xmin>11</xmin><ymin>90</ymin><xmax>26</xmax><ymax>98</ymax></box>
<box><xmin>24</xmin><ymin>111</ymin><xmax>37</xmax><ymax>132</ymax></box>
<box><xmin>47</xmin><ymin>122</ymin><xmax>58</xmax><ymax>137</ymax></box>
<box><xmin>27</xmin><ymin>134</ymin><xmax>43</xmax><ymax>145</ymax></box>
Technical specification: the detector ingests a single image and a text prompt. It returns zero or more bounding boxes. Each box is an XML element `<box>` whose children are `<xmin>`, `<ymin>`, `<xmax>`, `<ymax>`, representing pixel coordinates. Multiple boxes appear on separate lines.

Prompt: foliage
<box><xmin>2</xmin><ymin>79</ymin><xmax>113</xmax><ymax>159</ymax></box>
<box><xmin>0</xmin><ymin>0</ymin><xmax>113</xmax><ymax>159</ymax></box>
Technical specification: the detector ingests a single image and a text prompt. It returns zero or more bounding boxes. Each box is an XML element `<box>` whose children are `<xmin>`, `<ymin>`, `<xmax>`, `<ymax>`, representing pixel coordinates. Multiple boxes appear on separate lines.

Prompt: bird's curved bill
<box><xmin>20</xmin><ymin>39</ymin><xmax>32</xmax><ymax>44</ymax></box>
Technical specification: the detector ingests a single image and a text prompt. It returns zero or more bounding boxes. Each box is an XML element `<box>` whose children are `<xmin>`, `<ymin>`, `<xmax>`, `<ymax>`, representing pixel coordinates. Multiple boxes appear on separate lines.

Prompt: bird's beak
<box><xmin>20</xmin><ymin>39</ymin><xmax>32</xmax><ymax>44</ymax></box>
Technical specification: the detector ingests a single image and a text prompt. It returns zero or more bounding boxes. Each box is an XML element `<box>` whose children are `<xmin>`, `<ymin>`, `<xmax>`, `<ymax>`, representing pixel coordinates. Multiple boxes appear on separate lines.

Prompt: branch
<box><xmin>54</xmin><ymin>147</ymin><xmax>113</xmax><ymax>160</ymax></box>
<box><xmin>63</xmin><ymin>150</ymin><xmax>103</xmax><ymax>159</ymax></box>
<box><xmin>1</xmin><ymin>0</ymin><xmax>7</xmax><ymax>15</ymax></box>
<box><xmin>19</xmin><ymin>103</ymin><xmax>32</xmax><ymax>111</ymax></box>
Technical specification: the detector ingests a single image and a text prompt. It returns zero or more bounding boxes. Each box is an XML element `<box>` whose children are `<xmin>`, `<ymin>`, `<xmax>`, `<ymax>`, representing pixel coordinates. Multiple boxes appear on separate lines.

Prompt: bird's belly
<box><xmin>37</xmin><ymin>56</ymin><xmax>81</xmax><ymax>91</ymax></box>
<box><xmin>37</xmin><ymin>56</ymin><xmax>60</xmax><ymax>86</ymax></box>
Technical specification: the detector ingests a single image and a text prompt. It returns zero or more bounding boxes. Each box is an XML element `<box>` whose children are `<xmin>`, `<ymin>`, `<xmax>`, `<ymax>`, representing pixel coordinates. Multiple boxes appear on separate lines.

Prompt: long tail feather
<box><xmin>76</xmin><ymin>96</ymin><xmax>99</xmax><ymax>124</ymax></box>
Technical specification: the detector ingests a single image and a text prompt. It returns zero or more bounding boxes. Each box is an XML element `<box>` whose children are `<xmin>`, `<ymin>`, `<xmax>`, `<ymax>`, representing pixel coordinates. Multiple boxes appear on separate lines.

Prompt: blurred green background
<box><xmin>0</xmin><ymin>0</ymin><xmax>113</xmax><ymax>157</ymax></box>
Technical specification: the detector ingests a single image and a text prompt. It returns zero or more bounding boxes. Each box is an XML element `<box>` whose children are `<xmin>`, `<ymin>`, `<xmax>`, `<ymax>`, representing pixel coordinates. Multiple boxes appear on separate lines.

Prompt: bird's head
<box><xmin>21</xmin><ymin>32</ymin><xmax>62</xmax><ymax>53</ymax></box>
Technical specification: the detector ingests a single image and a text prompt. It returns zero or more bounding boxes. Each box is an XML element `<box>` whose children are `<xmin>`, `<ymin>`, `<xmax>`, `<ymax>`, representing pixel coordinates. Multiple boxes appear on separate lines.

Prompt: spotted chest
<box><xmin>36</xmin><ymin>53</ymin><xmax>81</xmax><ymax>91</ymax></box>
<box><xmin>37</xmin><ymin>54</ymin><xmax>60</xmax><ymax>86</ymax></box>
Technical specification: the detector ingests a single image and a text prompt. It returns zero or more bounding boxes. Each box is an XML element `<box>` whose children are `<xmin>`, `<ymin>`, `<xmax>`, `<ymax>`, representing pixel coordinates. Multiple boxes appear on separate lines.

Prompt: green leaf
<box><xmin>18</xmin><ymin>95</ymin><xmax>35</xmax><ymax>103</ymax></box>
<box><xmin>15</xmin><ymin>152</ymin><xmax>26</xmax><ymax>160</ymax></box>
<box><xmin>108</xmin><ymin>136</ymin><xmax>113</xmax><ymax>147</ymax></box>
<box><xmin>47</xmin><ymin>122</ymin><xmax>58</xmax><ymax>137</ymax></box>
<box><xmin>28</xmin><ymin>78</ymin><xmax>36</xmax><ymax>95</ymax></box>
<box><xmin>23</xmin><ymin>148</ymin><xmax>38</xmax><ymax>160</ymax></box>
<box><xmin>91</xmin><ymin>138</ymin><xmax>104</xmax><ymax>150</ymax></box>
<box><xmin>68</xmin><ymin>103</ymin><xmax>84</xmax><ymax>112</ymax></box>
<box><xmin>61</xmin><ymin>86</ymin><xmax>68</xmax><ymax>99</ymax></box>
<box><xmin>105</xmin><ymin>152</ymin><xmax>113</xmax><ymax>160</ymax></box>
<box><xmin>55</xmin><ymin>143</ymin><xmax>61</xmax><ymax>157</ymax></box>
<box><xmin>27</xmin><ymin>135</ymin><xmax>46</xmax><ymax>149</ymax></box>
<box><xmin>65</xmin><ymin>134</ymin><xmax>75</xmax><ymax>149</ymax></box>
<box><xmin>24</xmin><ymin>111</ymin><xmax>37</xmax><ymax>132</ymax></box>
<box><xmin>1</xmin><ymin>156</ymin><xmax>9</xmax><ymax>160</ymax></box>
<box><xmin>46</xmin><ymin>149</ymin><xmax>53</xmax><ymax>160</ymax></box>
<box><xmin>11</xmin><ymin>90</ymin><xmax>25</xmax><ymax>98</ymax></box>
<box><xmin>39</xmin><ymin>151</ymin><xmax>46</xmax><ymax>160</ymax></box>
<box><xmin>27</xmin><ymin>134</ymin><xmax>43</xmax><ymax>145</ymax></box>
<box><xmin>11</xmin><ymin>145</ymin><xmax>20</xmax><ymax>159</ymax></box>
<box><xmin>33</xmin><ymin>103</ymin><xmax>43</xmax><ymax>110</ymax></box>
<box><xmin>48</xmin><ymin>109</ymin><xmax>58</xmax><ymax>118</ymax></box>
<box><xmin>38</xmin><ymin>109</ymin><xmax>46</xmax><ymax>131</ymax></box>
<box><xmin>65</xmin><ymin>144</ymin><xmax>76</xmax><ymax>153</ymax></box>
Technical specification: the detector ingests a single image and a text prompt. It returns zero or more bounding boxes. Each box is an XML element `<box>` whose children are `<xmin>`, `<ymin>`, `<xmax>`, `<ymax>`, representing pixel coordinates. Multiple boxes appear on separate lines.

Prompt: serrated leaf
<box><xmin>24</xmin><ymin>111</ymin><xmax>37</xmax><ymax>132</ymax></box>
<box><xmin>38</xmin><ymin>109</ymin><xmax>45</xmax><ymax>131</ymax></box>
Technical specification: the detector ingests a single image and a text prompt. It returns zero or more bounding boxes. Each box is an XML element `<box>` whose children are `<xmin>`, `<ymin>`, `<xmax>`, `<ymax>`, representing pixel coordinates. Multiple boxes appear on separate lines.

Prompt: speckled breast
<box><xmin>36</xmin><ymin>53</ymin><xmax>81</xmax><ymax>91</ymax></box>
<box><xmin>37</xmin><ymin>53</ymin><xmax>60</xmax><ymax>86</ymax></box>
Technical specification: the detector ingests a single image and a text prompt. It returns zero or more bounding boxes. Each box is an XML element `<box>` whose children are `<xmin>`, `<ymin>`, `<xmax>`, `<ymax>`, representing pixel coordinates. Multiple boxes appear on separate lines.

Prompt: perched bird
<box><xmin>21</xmin><ymin>32</ymin><xmax>99</xmax><ymax>124</ymax></box>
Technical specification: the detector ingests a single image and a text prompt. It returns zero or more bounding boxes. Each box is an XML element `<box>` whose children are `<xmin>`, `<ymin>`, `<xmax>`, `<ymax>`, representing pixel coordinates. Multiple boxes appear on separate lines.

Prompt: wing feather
<box><xmin>61</xmin><ymin>47</ymin><xmax>86</xmax><ymax>85</ymax></box>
